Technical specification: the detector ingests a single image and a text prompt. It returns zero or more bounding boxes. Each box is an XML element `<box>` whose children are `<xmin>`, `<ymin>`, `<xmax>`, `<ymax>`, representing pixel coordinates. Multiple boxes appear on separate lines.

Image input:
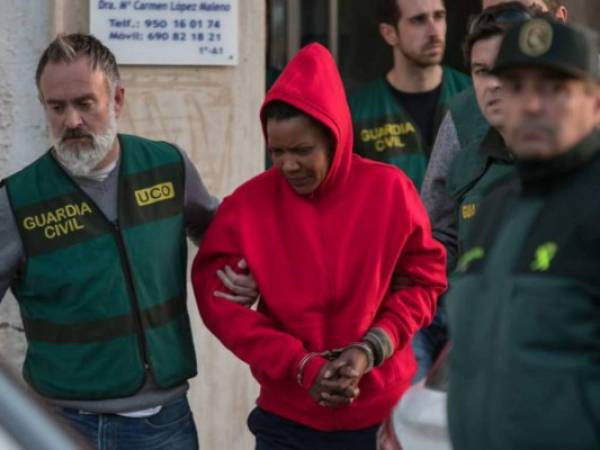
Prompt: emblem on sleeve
<box><xmin>530</xmin><ymin>241</ymin><xmax>558</xmax><ymax>272</ymax></box>
<box><xmin>456</xmin><ymin>246</ymin><xmax>485</xmax><ymax>272</ymax></box>
<box><xmin>461</xmin><ymin>203</ymin><xmax>477</xmax><ymax>220</ymax></box>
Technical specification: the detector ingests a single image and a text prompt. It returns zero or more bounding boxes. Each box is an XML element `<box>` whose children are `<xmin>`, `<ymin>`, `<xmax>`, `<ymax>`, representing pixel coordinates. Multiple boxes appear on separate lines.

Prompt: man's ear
<box><xmin>113</xmin><ymin>85</ymin><xmax>125</xmax><ymax>118</ymax></box>
<box><xmin>555</xmin><ymin>6</ymin><xmax>568</xmax><ymax>23</ymax></box>
<box><xmin>379</xmin><ymin>23</ymin><xmax>400</xmax><ymax>46</ymax></box>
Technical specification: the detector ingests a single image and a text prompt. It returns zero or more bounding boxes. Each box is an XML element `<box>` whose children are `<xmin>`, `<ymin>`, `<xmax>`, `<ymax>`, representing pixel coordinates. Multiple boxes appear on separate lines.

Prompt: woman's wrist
<box><xmin>296</xmin><ymin>352</ymin><xmax>320</xmax><ymax>387</ymax></box>
<box><xmin>363</xmin><ymin>328</ymin><xmax>393</xmax><ymax>367</ymax></box>
<box><xmin>345</xmin><ymin>342</ymin><xmax>374</xmax><ymax>373</ymax></box>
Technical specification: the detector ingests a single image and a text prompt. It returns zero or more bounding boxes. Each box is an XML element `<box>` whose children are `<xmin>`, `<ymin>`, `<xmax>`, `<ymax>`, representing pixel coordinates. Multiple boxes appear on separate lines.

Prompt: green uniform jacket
<box><xmin>448</xmin><ymin>86</ymin><xmax>490</xmax><ymax>151</ymax></box>
<box><xmin>349</xmin><ymin>66</ymin><xmax>471</xmax><ymax>189</ymax></box>
<box><xmin>446</xmin><ymin>127</ymin><xmax>515</xmax><ymax>257</ymax></box>
<box><xmin>447</xmin><ymin>131</ymin><xmax>600</xmax><ymax>450</ymax></box>
<box><xmin>5</xmin><ymin>134</ymin><xmax>197</xmax><ymax>400</ymax></box>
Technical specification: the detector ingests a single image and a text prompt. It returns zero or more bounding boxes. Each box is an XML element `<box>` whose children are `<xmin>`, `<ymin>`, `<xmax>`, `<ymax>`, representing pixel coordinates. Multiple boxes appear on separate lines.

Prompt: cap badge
<box><xmin>519</xmin><ymin>19</ymin><xmax>553</xmax><ymax>57</ymax></box>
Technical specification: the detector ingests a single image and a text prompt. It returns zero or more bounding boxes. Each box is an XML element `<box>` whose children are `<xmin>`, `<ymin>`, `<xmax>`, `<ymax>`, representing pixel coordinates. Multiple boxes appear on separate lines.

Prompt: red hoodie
<box><xmin>192</xmin><ymin>43</ymin><xmax>447</xmax><ymax>431</ymax></box>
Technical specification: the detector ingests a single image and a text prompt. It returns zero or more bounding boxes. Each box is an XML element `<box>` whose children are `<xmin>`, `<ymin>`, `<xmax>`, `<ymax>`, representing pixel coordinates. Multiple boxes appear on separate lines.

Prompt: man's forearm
<box><xmin>178</xmin><ymin>148</ymin><xmax>220</xmax><ymax>244</ymax></box>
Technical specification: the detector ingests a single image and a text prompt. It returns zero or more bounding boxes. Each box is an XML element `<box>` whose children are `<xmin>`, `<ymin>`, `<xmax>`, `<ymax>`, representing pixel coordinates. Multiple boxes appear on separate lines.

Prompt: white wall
<box><xmin>0</xmin><ymin>0</ymin><xmax>54</xmax><ymax>372</ymax></box>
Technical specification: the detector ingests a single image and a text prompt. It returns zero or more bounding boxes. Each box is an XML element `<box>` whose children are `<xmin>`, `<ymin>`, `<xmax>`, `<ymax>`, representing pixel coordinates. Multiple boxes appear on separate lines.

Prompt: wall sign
<box><xmin>90</xmin><ymin>0</ymin><xmax>238</xmax><ymax>65</ymax></box>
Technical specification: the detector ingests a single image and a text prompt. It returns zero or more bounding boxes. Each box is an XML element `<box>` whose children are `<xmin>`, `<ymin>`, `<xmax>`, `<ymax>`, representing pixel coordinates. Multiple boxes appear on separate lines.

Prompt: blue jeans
<box><xmin>412</xmin><ymin>298</ymin><xmax>448</xmax><ymax>383</ymax></box>
<box><xmin>248</xmin><ymin>407</ymin><xmax>379</xmax><ymax>450</ymax></box>
<box><xmin>55</xmin><ymin>396</ymin><xmax>198</xmax><ymax>450</ymax></box>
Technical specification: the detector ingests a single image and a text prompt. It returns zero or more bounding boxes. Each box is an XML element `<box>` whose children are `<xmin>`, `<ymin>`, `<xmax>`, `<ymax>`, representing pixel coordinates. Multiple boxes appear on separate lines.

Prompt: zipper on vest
<box><xmin>113</xmin><ymin>220</ymin><xmax>151</xmax><ymax>371</ymax></box>
<box><xmin>47</xmin><ymin>147</ymin><xmax>151</xmax><ymax>377</ymax></box>
<box><xmin>48</xmin><ymin>147</ymin><xmax>151</xmax><ymax>376</ymax></box>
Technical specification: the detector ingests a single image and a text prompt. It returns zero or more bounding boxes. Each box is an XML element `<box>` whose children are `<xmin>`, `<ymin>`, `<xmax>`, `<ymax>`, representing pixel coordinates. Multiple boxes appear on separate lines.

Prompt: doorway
<box><xmin>266</xmin><ymin>0</ymin><xmax>482</xmax><ymax>94</ymax></box>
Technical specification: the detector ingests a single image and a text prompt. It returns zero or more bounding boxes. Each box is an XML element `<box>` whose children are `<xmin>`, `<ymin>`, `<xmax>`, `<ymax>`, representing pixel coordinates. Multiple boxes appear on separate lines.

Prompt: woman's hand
<box><xmin>309</xmin><ymin>347</ymin><xmax>370</xmax><ymax>407</ymax></box>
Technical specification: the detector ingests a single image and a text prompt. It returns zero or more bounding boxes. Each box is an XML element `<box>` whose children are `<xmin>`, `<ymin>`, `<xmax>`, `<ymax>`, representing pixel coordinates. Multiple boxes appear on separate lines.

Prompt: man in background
<box><xmin>422</xmin><ymin>0</ymin><xmax>568</xmax><ymax>271</ymax></box>
<box><xmin>413</xmin><ymin>0</ymin><xmax>568</xmax><ymax>381</ymax></box>
<box><xmin>349</xmin><ymin>0</ymin><xmax>471</xmax><ymax>191</ymax></box>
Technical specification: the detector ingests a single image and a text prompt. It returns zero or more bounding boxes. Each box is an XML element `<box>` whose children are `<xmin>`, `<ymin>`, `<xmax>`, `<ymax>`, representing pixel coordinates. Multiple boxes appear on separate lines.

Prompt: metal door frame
<box><xmin>285</xmin><ymin>0</ymin><xmax>339</xmax><ymax>61</ymax></box>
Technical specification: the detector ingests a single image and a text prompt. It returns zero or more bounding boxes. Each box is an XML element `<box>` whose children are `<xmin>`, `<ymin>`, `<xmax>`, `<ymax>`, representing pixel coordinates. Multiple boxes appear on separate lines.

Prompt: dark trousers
<box><xmin>248</xmin><ymin>407</ymin><xmax>379</xmax><ymax>450</ymax></box>
<box><xmin>55</xmin><ymin>396</ymin><xmax>198</xmax><ymax>450</ymax></box>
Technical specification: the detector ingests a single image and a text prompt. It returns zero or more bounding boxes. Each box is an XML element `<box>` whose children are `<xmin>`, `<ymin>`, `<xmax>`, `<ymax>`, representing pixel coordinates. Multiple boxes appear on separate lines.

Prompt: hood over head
<box><xmin>261</xmin><ymin>43</ymin><xmax>353</xmax><ymax>197</ymax></box>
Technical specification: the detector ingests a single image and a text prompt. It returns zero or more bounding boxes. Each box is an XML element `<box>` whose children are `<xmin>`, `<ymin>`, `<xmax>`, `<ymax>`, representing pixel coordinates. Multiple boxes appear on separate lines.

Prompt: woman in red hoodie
<box><xmin>192</xmin><ymin>43</ymin><xmax>447</xmax><ymax>449</ymax></box>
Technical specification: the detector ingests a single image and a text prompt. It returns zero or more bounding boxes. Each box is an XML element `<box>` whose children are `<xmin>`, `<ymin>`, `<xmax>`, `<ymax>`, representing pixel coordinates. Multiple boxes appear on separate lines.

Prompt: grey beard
<box><xmin>52</xmin><ymin>112</ymin><xmax>118</xmax><ymax>177</ymax></box>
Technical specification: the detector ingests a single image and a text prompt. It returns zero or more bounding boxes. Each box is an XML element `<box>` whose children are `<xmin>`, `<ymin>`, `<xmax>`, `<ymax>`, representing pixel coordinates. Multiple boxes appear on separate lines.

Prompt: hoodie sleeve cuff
<box><xmin>298</xmin><ymin>355</ymin><xmax>328</xmax><ymax>391</ymax></box>
<box><xmin>364</xmin><ymin>327</ymin><xmax>395</xmax><ymax>366</ymax></box>
<box><xmin>370</xmin><ymin>321</ymin><xmax>402</xmax><ymax>353</ymax></box>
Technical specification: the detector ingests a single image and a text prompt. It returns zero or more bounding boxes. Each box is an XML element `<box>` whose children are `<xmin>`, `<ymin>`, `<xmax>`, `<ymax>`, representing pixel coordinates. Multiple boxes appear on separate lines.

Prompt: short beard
<box><xmin>400</xmin><ymin>41</ymin><xmax>445</xmax><ymax>69</ymax></box>
<box><xmin>52</xmin><ymin>108</ymin><xmax>118</xmax><ymax>177</ymax></box>
<box><xmin>402</xmin><ymin>50</ymin><xmax>443</xmax><ymax>68</ymax></box>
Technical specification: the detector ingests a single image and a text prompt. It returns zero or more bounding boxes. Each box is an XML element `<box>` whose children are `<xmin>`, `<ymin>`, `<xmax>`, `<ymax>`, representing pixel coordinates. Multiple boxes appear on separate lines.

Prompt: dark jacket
<box><xmin>446</xmin><ymin>127</ymin><xmax>515</xmax><ymax>262</ymax></box>
<box><xmin>447</xmin><ymin>130</ymin><xmax>600</xmax><ymax>450</ymax></box>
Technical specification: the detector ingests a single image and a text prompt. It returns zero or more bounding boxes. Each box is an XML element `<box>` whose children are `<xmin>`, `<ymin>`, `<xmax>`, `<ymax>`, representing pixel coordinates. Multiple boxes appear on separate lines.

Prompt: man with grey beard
<box><xmin>0</xmin><ymin>33</ymin><xmax>254</xmax><ymax>450</ymax></box>
<box><xmin>50</xmin><ymin>102</ymin><xmax>118</xmax><ymax>178</ymax></box>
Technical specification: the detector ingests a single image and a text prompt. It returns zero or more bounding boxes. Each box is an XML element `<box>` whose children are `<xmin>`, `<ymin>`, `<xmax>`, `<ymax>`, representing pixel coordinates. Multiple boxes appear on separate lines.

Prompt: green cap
<box><xmin>492</xmin><ymin>19</ymin><xmax>600</xmax><ymax>80</ymax></box>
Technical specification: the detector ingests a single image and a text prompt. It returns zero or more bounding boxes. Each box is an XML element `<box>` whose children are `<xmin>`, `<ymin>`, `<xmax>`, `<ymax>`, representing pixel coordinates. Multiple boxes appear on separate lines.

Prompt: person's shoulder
<box><xmin>120</xmin><ymin>134</ymin><xmax>187</xmax><ymax>170</ymax></box>
<box><xmin>5</xmin><ymin>151</ymin><xmax>52</xmax><ymax>183</ymax></box>
<box><xmin>446</xmin><ymin>87</ymin><xmax>489</xmax><ymax>148</ymax></box>
<box><xmin>442</xmin><ymin>66</ymin><xmax>472</xmax><ymax>91</ymax></box>
<box><xmin>120</xmin><ymin>133</ymin><xmax>159</xmax><ymax>145</ymax></box>
<box><xmin>443</xmin><ymin>65</ymin><xmax>471</xmax><ymax>82</ymax></box>
<box><xmin>446</xmin><ymin>138</ymin><xmax>488</xmax><ymax>196</ymax></box>
<box><xmin>348</xmin><ymin>77</ymin><xmax>387</xmax><ymax>110</ymax></box>
<box><xmin>211</xmin><ymin>169</ymin><xmax>279</xmax><ymax>218</ymax></box>
<box><xmin>0</xmin><ymin>180</ymin><xmax>7</xmax><ymax>203</ymax></box>
<box><xmin>447</xmin><ymin>85</ymin><xmax>476</xmax><ymax>111</ymax></box>
<box><xmin>352</xmin><ymin>155</ymin><xmax>417</xmax><ymax>190</ymax></box>
<box><xmin>120</xmin><ymin>133</ymin><xmax>179</xmax><ymax>151</ymax></box>
<box><xmin>0</xmin><ymin>183</ymin><xmax>13</xmax><ymax>213</ymax></box>
<box><xmin>228</xmin><ymin>168</ymin><xmax>280</xmax><ymax>198</ymax></box>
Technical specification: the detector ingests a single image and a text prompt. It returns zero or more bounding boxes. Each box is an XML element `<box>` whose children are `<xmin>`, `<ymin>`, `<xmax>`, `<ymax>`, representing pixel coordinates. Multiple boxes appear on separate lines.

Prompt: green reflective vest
<box><xmin>349</xmin><ymin>66</ymin><xmax>471</xmax><ymax>189</ymax></box>
<box><xmin>447</xmin><ymin>86</ymin><xmax>490</xmax><ymax>151</ymax></box>
<box><xmin>5</xmin><ymin>134</ymin><xmax>196</xmax><ymax>400</ymax></box>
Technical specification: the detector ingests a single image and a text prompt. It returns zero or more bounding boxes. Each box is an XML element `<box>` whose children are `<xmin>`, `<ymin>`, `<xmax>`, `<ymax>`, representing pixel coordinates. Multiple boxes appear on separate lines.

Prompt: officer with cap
<box><xmin>446</xmin><ymin>19</ymin><xmax>600</xmax><ymax>450</ymax></box>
